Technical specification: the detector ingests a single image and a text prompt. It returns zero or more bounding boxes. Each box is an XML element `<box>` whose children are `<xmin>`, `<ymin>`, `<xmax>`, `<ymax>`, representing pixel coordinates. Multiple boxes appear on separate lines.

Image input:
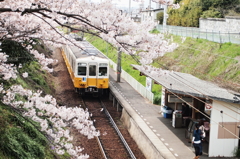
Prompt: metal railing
<box><xmin>156</xmin><ymin>25</ymin><xmax>240</xmax><ymax>44</ymax></box>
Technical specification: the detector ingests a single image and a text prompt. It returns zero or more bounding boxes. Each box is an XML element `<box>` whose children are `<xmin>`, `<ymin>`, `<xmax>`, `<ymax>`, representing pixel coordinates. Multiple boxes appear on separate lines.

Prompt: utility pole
<box><xmin>129</xmin><ymin>0</ymin><xmax>131</xmax><ymax>15</ymax></box>
<box><xmin>117</xmin><ymin>47</ymin><xmax>121</xmax><ymax>82</ymax></box>
<box><xmin>163</xmin><ymin>4</ymin><xmax>168</xmax><ymax>30</ymax></box>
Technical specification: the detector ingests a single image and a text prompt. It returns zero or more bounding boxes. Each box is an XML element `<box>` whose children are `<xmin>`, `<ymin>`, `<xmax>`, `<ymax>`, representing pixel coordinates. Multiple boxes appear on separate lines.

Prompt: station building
<box><xmin>131</xmin><ymin>64</ymin><xmax>240</xmax><ymax>157</ymax></box>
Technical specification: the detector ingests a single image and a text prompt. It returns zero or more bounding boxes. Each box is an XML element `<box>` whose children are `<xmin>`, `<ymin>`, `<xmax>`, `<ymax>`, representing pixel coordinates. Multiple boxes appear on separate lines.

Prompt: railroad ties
<box><xmin>81</xmin><ymin>95</ymin><xmax>137</xmax><ymax>159</ymax></box>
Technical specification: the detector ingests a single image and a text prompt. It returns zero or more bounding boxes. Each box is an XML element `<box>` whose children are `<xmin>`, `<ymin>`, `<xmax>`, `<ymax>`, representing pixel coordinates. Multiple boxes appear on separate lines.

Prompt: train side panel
<box><xmin>61</xmin><ymin>43</ymin><xmax>109</xmax><ymax>95</ymax></box>
<box><xmin>61</xmin><ymin>46</ymin><xmax>75</xmax><ymax>83</ymax></box>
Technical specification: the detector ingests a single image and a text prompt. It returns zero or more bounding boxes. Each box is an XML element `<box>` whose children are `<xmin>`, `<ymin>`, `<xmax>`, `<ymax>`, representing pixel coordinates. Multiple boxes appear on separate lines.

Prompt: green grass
<box><xmin>0</xmin><ymin>56</ymin><xmax>63</xmax><ymax>159</ymax></box>
<box><xmin>86</xmin><ymin>34</ymin><xmax>162</xmax><ymax>104</ymax></box>
<box><xmin>86</xmin><ymin>32</ymin><xmax>240</xmax><ymax>102</ymax></box>
<box><xmin>156</xmin><ymin>35</ymin><xmax>240</xmax><ymax>92</ymax></box>
<box><xmin>0</xmin><ymin>103</ymin><xmax>49</xmax><ymax>159</ymax></box>
<box><xmin>16</xmin><ymin>61</ymin><xmax>53</xmax><ymax>94</ymax></box>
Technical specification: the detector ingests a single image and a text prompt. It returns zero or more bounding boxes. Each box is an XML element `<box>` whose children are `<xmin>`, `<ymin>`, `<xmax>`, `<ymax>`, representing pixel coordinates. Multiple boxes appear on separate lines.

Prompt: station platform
<box><xmin>108</xmin><ymin>69</ymin><xmax>237</xmax><ymax>159</ymax></box>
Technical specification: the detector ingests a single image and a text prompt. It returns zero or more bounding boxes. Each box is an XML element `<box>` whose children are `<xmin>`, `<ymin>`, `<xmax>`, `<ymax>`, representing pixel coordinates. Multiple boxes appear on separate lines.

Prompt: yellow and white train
<box><xmin>61</xmin><ymin>41</ymin><xmax>109</xmax><ymax>96</ymax></box>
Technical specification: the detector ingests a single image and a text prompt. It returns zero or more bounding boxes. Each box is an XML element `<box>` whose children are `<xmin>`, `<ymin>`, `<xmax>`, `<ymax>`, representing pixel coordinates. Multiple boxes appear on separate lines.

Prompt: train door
<box><xmin>88</xmin><ymin>62</ymin><xmax>97</xmax><ymax>87</ymax></box>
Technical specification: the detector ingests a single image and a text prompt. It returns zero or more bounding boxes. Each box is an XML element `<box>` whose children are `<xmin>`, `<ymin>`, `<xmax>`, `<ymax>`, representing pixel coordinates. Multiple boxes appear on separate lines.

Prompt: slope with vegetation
<box><xmin>157</xmin><ymin>35</ymin><xmax>240</xmax><ymax>92</ymax></box>
<box><xmin>85</xmin><ymin>33</ymin><xmax>240</xmax><ymax>104</ymax></box>
<box><xmin>0</xmin><ymin>42</ymin><xmax>69</xmax><ymax>159</ymax></box>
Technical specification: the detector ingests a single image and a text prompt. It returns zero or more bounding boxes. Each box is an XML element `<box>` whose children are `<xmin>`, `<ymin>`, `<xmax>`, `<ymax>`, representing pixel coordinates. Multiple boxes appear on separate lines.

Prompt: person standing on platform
<box><xmin>198</xmin><ymin>121</ymin><xmax>205</xmax><ymax>155</ymax></box>
<box><xmin>192</xmin><ymin>124</ymin><xmax>202</xmax><ymax>159</ymax></box>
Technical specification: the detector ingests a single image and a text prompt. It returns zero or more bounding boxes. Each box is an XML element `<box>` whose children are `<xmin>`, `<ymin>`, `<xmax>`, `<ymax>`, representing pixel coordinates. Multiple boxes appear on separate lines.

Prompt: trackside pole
<box><xmin>117</xmin><ymin>47</ymin><xmax>122</xmax><ymax>82</ymax></box>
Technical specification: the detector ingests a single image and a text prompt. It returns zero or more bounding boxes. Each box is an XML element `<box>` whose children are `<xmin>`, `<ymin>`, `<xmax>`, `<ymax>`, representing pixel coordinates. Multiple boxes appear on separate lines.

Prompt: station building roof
<box><xmin>131</xmin><ymin>64</ymin><xmax>239</xmax><ymax>104</ymax></box>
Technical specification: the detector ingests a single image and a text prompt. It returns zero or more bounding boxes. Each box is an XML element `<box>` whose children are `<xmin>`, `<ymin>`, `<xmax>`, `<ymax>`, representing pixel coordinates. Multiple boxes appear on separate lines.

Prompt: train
<box><xmin>61</xmin><ymin>40</ymin><xmax>109</xmax><ymax>96</ymax></box>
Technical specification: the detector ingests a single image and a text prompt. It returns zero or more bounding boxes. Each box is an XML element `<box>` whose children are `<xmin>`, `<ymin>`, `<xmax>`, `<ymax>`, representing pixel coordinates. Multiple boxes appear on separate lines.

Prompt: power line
<box><xmin>168</xmin><ymin>89</ymin><xmax>240</xmax><ymax>139</ymax></box>
<box><xmin>169</xmin><ymin>73</ymin><xmax>240</xmax><ymax>118</ymax></box>
<box><xmin>153</xmin><ymin>59</ymin><xmax>240</xmax><ymax>120</ymax></box>
<box><xmin>158</xmin><ymin>56</ymin><xmax>240</xmax><ymax>89</ymax></box>
<box><xmin>178</xmin><ymin>43</ymin><xmax>240</xmax><ymax>61</ymax></box>
<box><xmin>85</xmin><ymin>35</ymin><xmax>239</xmax><ymax>139</ymax></box>
<box><xmin>145</xmin><ymin>70</ymin><xmax>240</xmax><ymax>139</ymax></box>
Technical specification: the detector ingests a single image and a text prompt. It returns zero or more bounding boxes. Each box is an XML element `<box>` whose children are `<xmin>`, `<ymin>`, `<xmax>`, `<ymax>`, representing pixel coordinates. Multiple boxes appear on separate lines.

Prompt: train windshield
<box><xmin>78</xmin><ymin>63</ymin><xmax>86</xmax><ymax>76</ymax></box>
<box><xmin>89</xmin><ymin>65</ymin><xmax>96</xmax><ymax>76</ymax></box>
<box><xmin>99</xmin><ymin>63</ymin><xmax>108</xmax><ymax>76</ymax></box>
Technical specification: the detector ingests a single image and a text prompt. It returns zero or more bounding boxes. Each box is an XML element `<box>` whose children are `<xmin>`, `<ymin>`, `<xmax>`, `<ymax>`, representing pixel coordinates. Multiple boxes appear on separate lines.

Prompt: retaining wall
<box><xmin>199</xmin><ymin>16</ymin><xmax>240</xmax><ymax>32</ymax></box>
<box><xmin>109</xmin><ymin>84</ymin><xmax>176</xmax><ymax>159</ymax></box>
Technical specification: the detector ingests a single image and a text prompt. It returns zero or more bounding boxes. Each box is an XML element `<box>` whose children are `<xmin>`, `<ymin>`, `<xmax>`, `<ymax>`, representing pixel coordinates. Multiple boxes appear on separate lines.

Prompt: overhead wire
<box><xmin>179</xmin><ymin>44</ymin><xmax>240</xmax><ymax>61</ymax></box>
<box><xmin>84</xmin><ymin>33</ymin><xmax>239</xmax><ymax>139</ymax></box>
<box><xmin>156</xmin><ymin>39</ymin><xmax>240</xmax><ymax>112</ymax></box>
<box><xmin>157</xmin><ymin>56</ymin><xmax>240</xmax><ymax>113</ymax></box>
<box><xmin>153</xmin><ymin>55</ymin><xmax>240</xmax><ymax>119</ymax></box>
<box><xmin>169</xmin><ymin>73</ymin><xmax>240</xmax><ymax>119</ymax></box>
<box><xmin>156</xmin><ymin>56</ymin><xmax>240</xmax><ymax>89</ymax></box>
<box><xmin>83</xmin><ymin>29</ymin><xmax>240</xmax><ymax>138</ymax></box>
<box><xmin>153</xmin><ymin>52</ymin><xmax>240</xmax><ymax>138</ymax></box>
<box><xmin>143</xmin><ymin>64</ymin><xmax>240</xmax><ymax>138</ymax></box>
<box><xmin>167</xmin><ymin>89</ymin><xmax>240</xmax><ymax>139</ymax></box>
<box><xmin>88</xmin><ymin>31</ymin><xmax>240</xmax><ymax>121</ymax></box>
<box><xmin>139</xmin><ymin>64</ymin><xmax>240</xmax><ymax>139</ymax></box>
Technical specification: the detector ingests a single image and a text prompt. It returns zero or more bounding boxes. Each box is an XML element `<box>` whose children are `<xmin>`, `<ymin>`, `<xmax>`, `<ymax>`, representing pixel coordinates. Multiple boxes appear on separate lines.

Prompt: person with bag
<box><xmin>199</xmin><ymin>122</ymin><xmax>205</xmax><ymax>156</ymax></box>
<box><xmin>192</xmin><ymin>124</ymin><xmax>203</xmax><ymax>159</ymax></box>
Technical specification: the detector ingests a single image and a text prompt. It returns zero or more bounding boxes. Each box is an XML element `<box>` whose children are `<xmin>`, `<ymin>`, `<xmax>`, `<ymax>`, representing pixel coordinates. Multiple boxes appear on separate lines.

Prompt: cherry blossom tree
<box><xmin>0</xmin><ymin>0</ymin><xmax>180</xmax><ymax>158</ymax></box>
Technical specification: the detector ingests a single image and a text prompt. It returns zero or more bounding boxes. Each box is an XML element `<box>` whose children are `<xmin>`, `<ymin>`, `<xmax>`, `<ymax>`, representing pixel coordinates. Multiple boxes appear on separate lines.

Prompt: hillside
<box><xmin>86</xmin><ymin>34</ymin><xmax>240</xmax><ymax>95</ymax></box>
<box><xmin>155</xmin><ymin>35</ymin><xmax>240</xmax><ymax>93</ymax></box>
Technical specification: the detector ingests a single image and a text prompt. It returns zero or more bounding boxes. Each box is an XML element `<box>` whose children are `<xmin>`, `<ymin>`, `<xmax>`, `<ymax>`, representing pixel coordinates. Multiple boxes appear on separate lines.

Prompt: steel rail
<box><xmin>100</xmin><ymin>99</ymin><xmax>137</xmax><ymax>159</ymax></box>
<box><xmin>81</xmin><ymin>98</ymin><xmax>108</xmax><ymax>159</ymax></box>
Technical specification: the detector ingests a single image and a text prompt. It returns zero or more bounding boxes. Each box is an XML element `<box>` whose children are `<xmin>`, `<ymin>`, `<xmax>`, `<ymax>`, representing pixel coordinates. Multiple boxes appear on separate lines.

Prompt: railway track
<box><xmin>81</xmin><ymin>95</ymin><xmax>138</xmax><ymax>159</ymax></box>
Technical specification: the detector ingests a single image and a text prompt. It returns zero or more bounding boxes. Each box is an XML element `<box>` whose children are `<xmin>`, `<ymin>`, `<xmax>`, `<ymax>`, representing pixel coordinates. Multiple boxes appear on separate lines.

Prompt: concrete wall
<box><xmin>209</xmin><ymin>100</ymin><xmax>240</xmax><ymax>157</ymax></box>
<box><xmin>199</xmin><ymin>16</ymin><xmax>240</xmax><ymax>32</ymax></box>
<box><xmin>121</xmin><ymin>109</ymin><xmax>165</xmax><ymax>159</ymax></box>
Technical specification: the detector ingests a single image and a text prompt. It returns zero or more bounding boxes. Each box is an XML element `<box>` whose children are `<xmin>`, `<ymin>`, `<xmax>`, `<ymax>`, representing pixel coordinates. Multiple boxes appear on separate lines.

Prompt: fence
<box><xmin>108</xmin><ymin>59</ymin><xmax>154</xmax><ymax>103</ymax></box>
<box><xmin>156</xmin><ymin>25</ymin><xmax>240</xmax><ymax>44</ymax></box>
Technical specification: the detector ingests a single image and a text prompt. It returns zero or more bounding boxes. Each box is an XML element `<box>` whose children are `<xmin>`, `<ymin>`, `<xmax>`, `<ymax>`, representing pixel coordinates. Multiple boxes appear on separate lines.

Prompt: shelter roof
<box><xmin>131</xmin><ymin>64</ymin><xmax>239</xmax><ymax>103</ymax></box>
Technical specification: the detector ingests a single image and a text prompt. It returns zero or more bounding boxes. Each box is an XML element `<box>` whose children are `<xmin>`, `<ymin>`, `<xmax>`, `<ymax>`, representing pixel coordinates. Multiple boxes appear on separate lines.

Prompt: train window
<box><xmin>78</xmin><ymin>67</ymin><xmax>86</xmax><ymax>75</ymax></box>
<box><xmin>99</xmin><ymin>67</ymin><xmax>107</xmax><ymax>76</ymax></box>
<box><xmin>78</xmin><ymin>63</ymin><xmax>86</xmax><ymax>76</ymax></box>
<box><xmin>89</xmin><ymin>65</ymin><xmax>96</xmax><ymax>76</ymax></box>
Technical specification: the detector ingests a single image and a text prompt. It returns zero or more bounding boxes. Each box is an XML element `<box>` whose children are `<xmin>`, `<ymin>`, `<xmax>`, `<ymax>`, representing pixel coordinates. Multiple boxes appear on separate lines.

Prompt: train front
<box><xmin>74</xmin><ymin>56</ymin><xmax>109</xmax><ymax>96</ymax></box>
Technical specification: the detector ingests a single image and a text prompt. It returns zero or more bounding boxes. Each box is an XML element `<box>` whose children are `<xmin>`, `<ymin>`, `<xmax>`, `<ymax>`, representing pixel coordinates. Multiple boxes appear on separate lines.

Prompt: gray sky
<box><xmin>90</xmin><ymin>0</ymin><xmax>159</xmax><ymax>11</ymax></box>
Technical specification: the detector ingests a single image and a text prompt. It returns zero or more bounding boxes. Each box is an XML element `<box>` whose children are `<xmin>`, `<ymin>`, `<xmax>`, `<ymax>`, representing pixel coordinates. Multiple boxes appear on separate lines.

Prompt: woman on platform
<box><xmin>192</xmin><ymin>124</ymin><xmax>202</xmax><ymax>159</ymax></box>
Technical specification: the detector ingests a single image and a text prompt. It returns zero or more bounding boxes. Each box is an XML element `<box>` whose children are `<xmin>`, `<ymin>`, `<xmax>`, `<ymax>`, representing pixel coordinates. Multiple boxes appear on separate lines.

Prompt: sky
<box><xmin>90</xmin><ymin>0</ymin><xmax>159</xmax><ymax>12</ymax></box>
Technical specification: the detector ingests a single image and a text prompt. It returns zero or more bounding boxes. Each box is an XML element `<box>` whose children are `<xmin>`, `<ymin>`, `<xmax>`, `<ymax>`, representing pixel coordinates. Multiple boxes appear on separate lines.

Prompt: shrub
<box><xmin>153</xmin><ymin>94</ymin><xmax>161</xmax><ymax>105</ymax></box>
<box><xmin>157</xmin><ymin>12</ymin><xmax>164</xmax><ymax>24</ymax></box>
<box><xmin>201</xmin><ymin>8</ymin><xmax>223</xmax><ymax>18</ymax></box>
<box><xmin>0</xmin><ymin>39</ymin><xmax>36</xmax><ymax>67</ymax></box>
